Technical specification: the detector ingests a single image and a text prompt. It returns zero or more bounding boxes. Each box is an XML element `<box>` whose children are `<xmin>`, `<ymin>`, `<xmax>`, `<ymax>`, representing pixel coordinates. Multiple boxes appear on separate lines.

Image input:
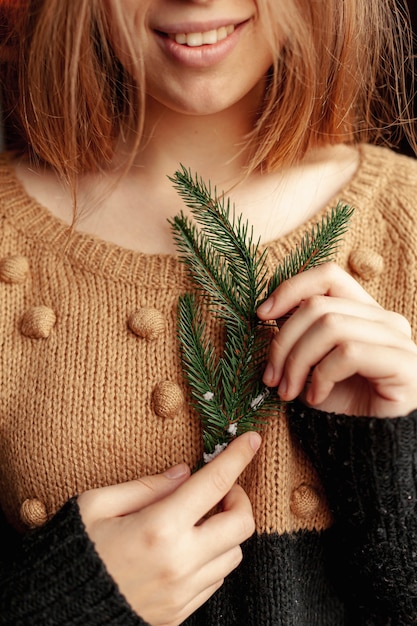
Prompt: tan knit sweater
<box><xmin>1</xmin><ymin>144</ymin><xmax>416</xmax><ymax>537</ymax></box>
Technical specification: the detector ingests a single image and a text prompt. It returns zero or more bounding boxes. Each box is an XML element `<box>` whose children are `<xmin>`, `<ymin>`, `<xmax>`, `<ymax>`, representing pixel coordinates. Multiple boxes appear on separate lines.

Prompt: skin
<box><xmin>16</xmin><ymin>0</ymin><xmax>417</xmax><ymax>624</ymax></box>
<box><xmin>257</xmin><ymin>263</ymin><xmax>417</xmax><ymax>418</ymax></box>
<box><xmin>108</xmin><ymin>0</ymin><xmax>274</xmax><ymax>117</ymax></box>
<box><xmin>18</xmin><ymin>1</ymin><xmax>359</xmax><ymax>254</ymax></box>
<box><xmin>79</xmin><ymin>432</ymin><xmax>261</xmax><ymax>626</ymax></box>
<box><xmin>77</xmin><ymin>3</ymin><xmax>270</xmax><ymax>625</ymax></box>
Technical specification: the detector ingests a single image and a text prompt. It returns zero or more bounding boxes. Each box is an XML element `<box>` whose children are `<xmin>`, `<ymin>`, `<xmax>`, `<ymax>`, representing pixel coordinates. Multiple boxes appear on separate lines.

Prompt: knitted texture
<box><xmin>289</xmin><ymin>402</ymin><xmax>417</xmax><ymax>624</ymax></box>
<box><xmin>1</xmin><ymin>144</ymin><xmax>417</xmax><ymax>624</ymax></box>
<box><xmin>0</xmin><ymin>499</ymin><xmax>147</xmax><ymax>625</ymax></box>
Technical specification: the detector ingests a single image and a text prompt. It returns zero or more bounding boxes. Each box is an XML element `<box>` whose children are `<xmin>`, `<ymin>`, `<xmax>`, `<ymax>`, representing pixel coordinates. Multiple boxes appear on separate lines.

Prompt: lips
<box><xmin>166</xmin><ymin>25</ymin><xmax>235</xmax><ymax>47</ymax></box>
<box><xmin>154</xmin><ymin>19</ymin><xmax>247</xmax><ymax>69</ymax></box>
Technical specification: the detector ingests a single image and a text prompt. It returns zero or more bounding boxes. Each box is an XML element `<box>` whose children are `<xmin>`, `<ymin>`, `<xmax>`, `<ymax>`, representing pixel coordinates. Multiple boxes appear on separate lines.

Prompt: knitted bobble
<box><xmin>128</xmin><ymin>308</ymin><xmax>165</xmax><ymax>340</ymax></box>
<box><xmin>152</xmin><ymin>381</ymin><xmax>185</xmax><ymax>419</ymax></box>
<box><xmin>20</xmin><ymin>498</ymin><xmax>48</xmax><ymax>528</ymax></box>
<box><xmin>20</xmin><ymin>305</ymin><xmax>56</xmax><ymax>339</ymax></box>
<box><xmin>290</xmin><ymin>484</ymin><xmax>321</xmax><ymax>521</ymax></box>
<box><xmin>0</xmin><ymin>255</ymin><xmax>29</xmax><ymax>284</ymax></box>
<box><xmin>348</xmin><ymin>248</ymin><xmax>384</xmax><ymax>280</ymax></box>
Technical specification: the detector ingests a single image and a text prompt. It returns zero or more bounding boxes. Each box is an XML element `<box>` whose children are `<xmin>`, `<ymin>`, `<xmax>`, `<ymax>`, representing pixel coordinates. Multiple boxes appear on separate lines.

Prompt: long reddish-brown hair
<box><xmin>0</xmin><ymin>0</ymin><xmax>415</xmax><ymax>188</ymax></box>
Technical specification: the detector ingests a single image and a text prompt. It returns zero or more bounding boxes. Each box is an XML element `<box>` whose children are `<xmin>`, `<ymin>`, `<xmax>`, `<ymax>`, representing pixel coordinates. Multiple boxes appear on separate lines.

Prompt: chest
<box><xmin>0</xmin><ymin>250</ymin><xmax>334</xmax><ymax>536</ymax></box>
<box><xmin>0</xmin><ymin>256</ymin><xmax>200</xmax><ymax>522</ymax></box>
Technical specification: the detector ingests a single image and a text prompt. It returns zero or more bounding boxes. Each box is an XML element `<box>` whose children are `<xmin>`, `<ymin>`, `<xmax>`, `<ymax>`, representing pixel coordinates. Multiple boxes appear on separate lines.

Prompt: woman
<box><xmin>0</xmin><ymin>1</ymin><xmax>417</xmax><ymax>624</ymax></box>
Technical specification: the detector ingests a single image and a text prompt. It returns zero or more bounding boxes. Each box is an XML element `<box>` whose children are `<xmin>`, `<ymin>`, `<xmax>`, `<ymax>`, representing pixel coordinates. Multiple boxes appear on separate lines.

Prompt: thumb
<box><xmin>78</xmin><ymin>464</ymin><xmax>191</xmax><ymax>521</ymax></box>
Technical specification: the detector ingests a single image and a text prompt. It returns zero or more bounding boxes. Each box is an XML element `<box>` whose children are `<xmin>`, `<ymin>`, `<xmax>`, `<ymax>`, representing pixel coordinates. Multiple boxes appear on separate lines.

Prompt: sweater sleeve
<box><xmin>288</xmin><ymin>401</ymin><xmax>417</xmax><ymax>625</ymax></box>
<box><xmin>0</xmin><ymin>498</ymin><xmax>149</xmax><ymax>626</ymax></box>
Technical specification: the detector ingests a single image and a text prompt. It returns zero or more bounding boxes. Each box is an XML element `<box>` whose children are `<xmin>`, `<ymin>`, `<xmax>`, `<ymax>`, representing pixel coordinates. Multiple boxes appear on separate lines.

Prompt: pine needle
<box><xmin>169</xmin><ymin>168</ymin><xmax>353</xmax><ymax>462</ymax></box>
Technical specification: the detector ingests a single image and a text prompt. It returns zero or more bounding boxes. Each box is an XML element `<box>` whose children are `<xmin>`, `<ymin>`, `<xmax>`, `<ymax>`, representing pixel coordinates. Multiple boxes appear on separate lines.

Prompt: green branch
<box><xmin>170</xmin><ymin>168</ymin><xmax>353</xmax><ymax>463</ymax></box>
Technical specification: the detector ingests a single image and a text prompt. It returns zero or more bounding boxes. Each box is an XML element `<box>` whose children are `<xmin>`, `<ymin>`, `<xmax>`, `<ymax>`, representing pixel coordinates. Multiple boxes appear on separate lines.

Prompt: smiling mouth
<box><xmin>165</xmin><ymin>25</ymin><xmax>235</xmax><ymax>47</ymax></box>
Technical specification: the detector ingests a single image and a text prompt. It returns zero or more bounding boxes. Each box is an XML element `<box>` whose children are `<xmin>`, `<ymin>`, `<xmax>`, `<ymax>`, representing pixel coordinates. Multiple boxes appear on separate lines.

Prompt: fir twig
<box><xmin>169</xmin><ymin>167</ymin><xmax>353</xmax><ymax>463</ymax></box>
<box><xmin>267</xmin><ymin>203</ymin><xmax>354</xmax><ymax>295</ymax></box>
<box><xmin>170</xmin><ymin>167</ymin><xmax>268</xmax><ymax>315</ymax></box>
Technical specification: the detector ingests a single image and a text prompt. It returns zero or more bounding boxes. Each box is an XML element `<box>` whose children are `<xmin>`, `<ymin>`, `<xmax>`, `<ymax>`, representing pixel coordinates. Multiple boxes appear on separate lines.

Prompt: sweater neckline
<box><xmin>0</xmin><ymin>144</ymin><xmax>385</xmax><ymax>285</ymax></box>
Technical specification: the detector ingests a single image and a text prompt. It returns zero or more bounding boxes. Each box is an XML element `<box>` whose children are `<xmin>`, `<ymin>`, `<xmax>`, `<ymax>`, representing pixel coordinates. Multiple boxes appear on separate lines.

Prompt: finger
<box><xmin>164</xmin><ymin>432</ymin><xmax>261</xmax><ymax>526</ymax></box>
<box><xmin>167</xmin><ymin>541</ymin><xmax>244</xmax><ymax>626</ymax></box>
<box><xmin>197</xmin><ymin>483</ymin><xmax>255</xmax><ymax>557</ymax></box>
<box><xmin>306</xmin><ymin>342</ymin><xmax>417</xmax><ymax>416</ymax></box>
<box><xmin>181</xmin><ymin>545</ymin><xmax>242</xmax><ymax>607</ymax></box>
<box><xmin>78</xmin><ymin>463</ymin><xmax>191</xmax><ymax>522</ymax></box>
<box><xmin>265</xmin><ymin>313</ymin><xmax>416</xmax><ymax>394</ymax></box>
<box><xmin>161</xmin><ymin>579</ymin><xmax>225</xmax><ymax>626</ymax></box>
<box><xmin>281</xmin><ymin>294</ymin><xmax>408</xmax><ymax>337</ymax></box>
<box><xmin>257</xmin><ymin>263</ymin><xmax>380</xmax><ymax>321</ymax></box>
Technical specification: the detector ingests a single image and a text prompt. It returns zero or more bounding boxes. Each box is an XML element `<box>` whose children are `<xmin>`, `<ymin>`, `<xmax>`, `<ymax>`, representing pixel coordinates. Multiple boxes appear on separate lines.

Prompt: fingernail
<box><xmin>249</xmin><ymin>432</ymin><xmax>262</xmax><ymax>453</ymax></box>
<box><xmin>278</xmin><ymin>377</ymin><xmax>287</xmax><ymax>398</ymax></box>
<box><xmin>164</xmin><ymin>463</ymin><xmax>189</xmax><ymax>479</ymax></box>
<box><xmin>263</xmin><ymin>362</ymin><xmax>274</xmax><ymax>385</ymax></box>
<box><xmin>257</xmin><ymin>298</ymin><xmax>273</xmax><ymax>317</ymax></box>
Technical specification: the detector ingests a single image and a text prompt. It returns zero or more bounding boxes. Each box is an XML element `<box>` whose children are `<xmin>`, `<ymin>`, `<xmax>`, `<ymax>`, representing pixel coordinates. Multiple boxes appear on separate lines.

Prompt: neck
<box><xmin>118</xmin><ymin>89</ymin><xmax>263</xmax><ymax>190</ymax></box>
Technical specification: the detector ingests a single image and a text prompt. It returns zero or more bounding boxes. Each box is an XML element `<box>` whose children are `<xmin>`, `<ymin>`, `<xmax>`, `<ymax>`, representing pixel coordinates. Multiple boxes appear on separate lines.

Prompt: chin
<box><xmin>173</xmin><ymin>102</ymin><xmax>234</xmax><ymax>116</ymax></box>
<box><xmin>153</xmin><ymin>87</ymin><xmax>258</xmax><ymax>118</ymax></box>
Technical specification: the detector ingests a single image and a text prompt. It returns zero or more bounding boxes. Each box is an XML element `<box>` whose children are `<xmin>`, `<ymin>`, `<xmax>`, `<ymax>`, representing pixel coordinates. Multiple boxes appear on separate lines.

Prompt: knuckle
<box><xmin>236</xmin><ymin>545</ymin><xmax>244</xmax><ymax>566</ymax></box>
<box><xmin>322</xmin><ymin>261</ymin><xmax>339</xmax><ymax>279</ymax></box>
<box><xmin>239</xmin><ymin>512</ymin><xmax>256</xmax><ymax>538</ymax></box>
<box><xmin>390</xmin><ymin>311</ymin><xmax>412</xmax><ymax>337</ymax></box>
<box><xmin>141</xmin><ymin>516</ymin><xmax>175</xmax><ymax>549</ymax></box>
<box><xmin>133</xmin><ymin>476</ymin><xmax>158</xmax><ymax>494</ymax></box>
<box><xmin>159</xmin><ymin>561</ymin><xmax>184</xmax><ymax>588</ymax></box>
<box><xmin>284</xmin><ymin>350</ymin><xmax>299</xmax><ymax>375</ymax></box>
<box><xmin>228</xmin><ymin>546</ymin><xmax>244</xmax><ymax>571</ymax></box>
<box><xmin>318</xmin><ymin>311</ymin><xmax>342</xmax><ymax>332</ymax></box>
<box><xmin>270</xmin><ymin>332</ymin><xmax>285</xmax><ymax>355</ymax></box>
<box><xmin>311</xmin><ymin>361</ymin><xmax>325</xmax><ymax>382</ymax></box>
<box><xmin>210</xmin><ymin>469</ymin><xmax>232</xmax><ymax>495</ymax></box>
<box><xmin>337</xmin><ymin>340</ymin><xmax>359</xmax><ymax>361</ymax></box>
<box><xmin>301</xmin><ymin>294</ymin><xmax>326</xmax><ymax>316</ymax></box>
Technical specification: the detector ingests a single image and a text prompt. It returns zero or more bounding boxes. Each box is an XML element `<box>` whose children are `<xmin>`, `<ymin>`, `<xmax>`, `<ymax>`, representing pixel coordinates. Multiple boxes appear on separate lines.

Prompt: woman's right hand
<box><xmin>78</xmin><ymin>432</ymin><xmax>261</xmax><ymax>626</ymax></box>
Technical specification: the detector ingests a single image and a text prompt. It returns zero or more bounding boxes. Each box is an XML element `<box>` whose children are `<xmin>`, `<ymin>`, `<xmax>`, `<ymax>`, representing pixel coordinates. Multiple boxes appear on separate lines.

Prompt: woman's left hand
<box><xmin>257</xmin><ymin>263</ymin><xmax>417</xmax><ymax>418</ymax></box>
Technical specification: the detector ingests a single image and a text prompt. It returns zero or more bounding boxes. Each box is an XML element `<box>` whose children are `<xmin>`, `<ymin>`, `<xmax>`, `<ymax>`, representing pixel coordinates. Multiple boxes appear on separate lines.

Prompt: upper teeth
<box><xmin>169</xmin><ymin>25</ymin><xmax>235</xmax><ymax>47</ymax></box>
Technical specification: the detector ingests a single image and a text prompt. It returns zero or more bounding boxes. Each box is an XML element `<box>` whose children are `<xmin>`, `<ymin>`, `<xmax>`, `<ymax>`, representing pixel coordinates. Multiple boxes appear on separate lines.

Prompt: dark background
<box><xmin>398</xmin><ymin>0</ymin><xmax>416</xmax><ymax>156</ymax></box>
